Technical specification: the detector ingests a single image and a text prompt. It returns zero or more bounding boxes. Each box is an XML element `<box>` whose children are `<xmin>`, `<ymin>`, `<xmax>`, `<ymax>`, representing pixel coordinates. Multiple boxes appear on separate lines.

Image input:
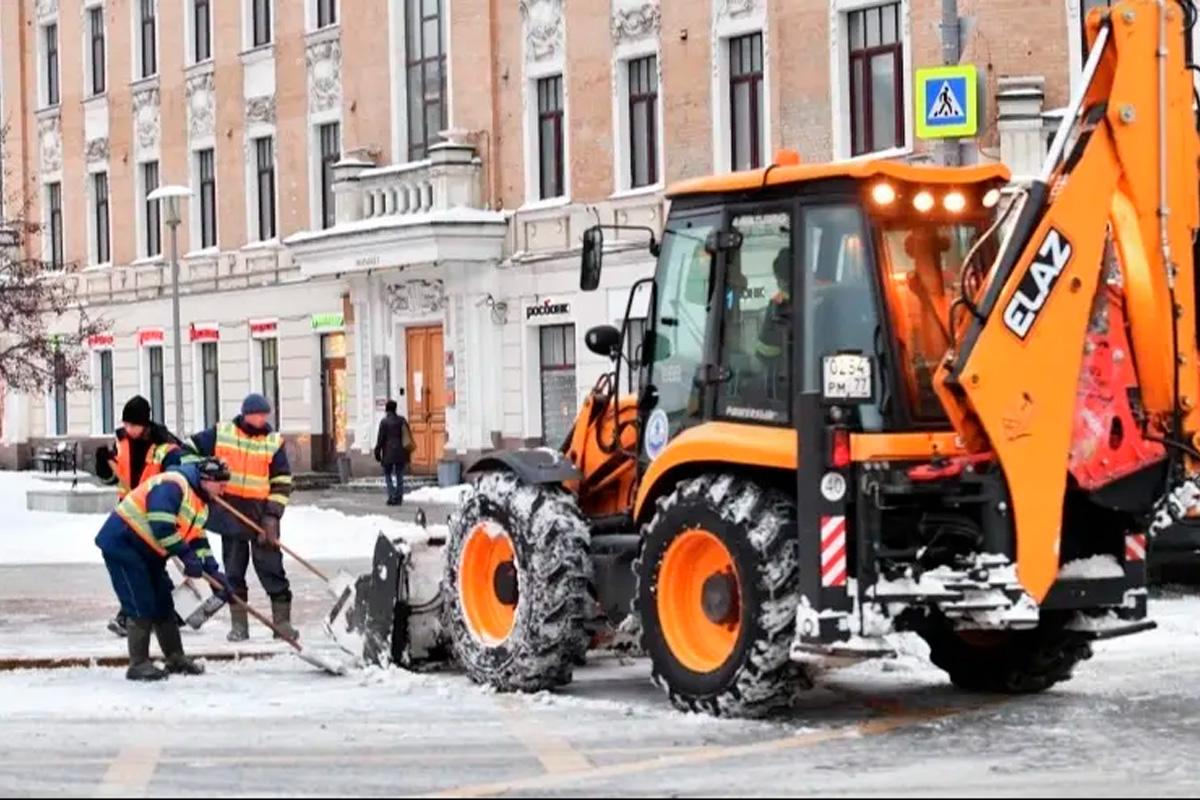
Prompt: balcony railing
<box><xmin>332</xmin><ymin>142</ymin><xmax>485</xmax><ymax>227</ymax></box>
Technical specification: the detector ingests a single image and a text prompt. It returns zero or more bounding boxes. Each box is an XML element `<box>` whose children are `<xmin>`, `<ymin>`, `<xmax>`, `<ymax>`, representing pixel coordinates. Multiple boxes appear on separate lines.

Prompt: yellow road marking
<box><xmin>424</xmin><ymin>706</ymin><xmax>962</xmax><ymax>799</ymax></box>
<box><xmin>494</xmin><ymin>695</ymin><xmax>592</xmax><ymax>774</ymax></box>
<box><xmin>95</xmin><ymin>744</ymin><xmax>161</xmax><ymax>798</ymax></box>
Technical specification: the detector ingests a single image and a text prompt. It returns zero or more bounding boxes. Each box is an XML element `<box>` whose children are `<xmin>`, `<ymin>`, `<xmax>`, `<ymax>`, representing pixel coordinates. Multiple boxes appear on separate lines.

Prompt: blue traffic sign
<box><xmin>916</xmin><ymin>65</ymin><xmax>979</xmax><ymax>139</ymax></box>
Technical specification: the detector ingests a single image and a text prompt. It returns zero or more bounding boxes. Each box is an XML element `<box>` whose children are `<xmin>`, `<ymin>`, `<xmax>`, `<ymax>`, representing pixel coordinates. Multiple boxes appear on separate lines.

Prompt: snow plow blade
<box><xmin>324</xmin><ymin>532</ymin><xmax>447</xmax><ymax>668</ymax></box>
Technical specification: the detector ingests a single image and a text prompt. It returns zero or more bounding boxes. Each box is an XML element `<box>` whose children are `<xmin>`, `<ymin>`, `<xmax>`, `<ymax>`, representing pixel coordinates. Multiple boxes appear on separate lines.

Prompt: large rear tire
<box><xmin>443</xmin><ymin>471</ymin><xmax>592</xmax><ymax>692</ymax></box>
<box><xmin>636</xmin><ymin>473</ymin><xmax>808</xmax><ymax>718</ymax></box>
<box><xmin>919</xmin><ymin>616</ymin><xmax>1093</xmax><ymax>694</ymax></box>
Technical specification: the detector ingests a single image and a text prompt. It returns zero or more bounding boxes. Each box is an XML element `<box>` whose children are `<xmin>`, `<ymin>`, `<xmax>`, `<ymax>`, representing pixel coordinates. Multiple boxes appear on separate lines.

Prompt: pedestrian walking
<box><xmin>94</xmin><ymin>459</ymin><xmax>233</xmax><ymax>681</ymax></box>
<box><xmin>94</xmin><ymin>395</ymin><xmax>185</xmax><ymax>637</ymax></box>
<box><xmin>374</xmin><ymin>399</ymin><xmax>416</xmax><ymax>506</ymax></box>
<box><xmin>187</xmin><ymin>393</ymin><xmax>296</xmax><ymax>642</ymax></box>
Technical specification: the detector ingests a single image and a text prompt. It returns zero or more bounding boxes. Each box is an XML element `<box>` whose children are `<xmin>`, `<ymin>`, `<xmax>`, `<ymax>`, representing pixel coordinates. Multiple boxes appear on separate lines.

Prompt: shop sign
<box><xmin>137</xmin><ymin>328</ymin><xmax>165</xmax><ymax>346</ymax></box>
<box><xmin>88</xmin><ymin>333</ymin><xmax>115</xmax><ymax>349</ymax></box>
<box><xmin>311</xmin><ymin>312</ymin><xmax>345</xmax><ymax>332</ymax></box>
<box><xmin>190</xmin><ymin>323</ymin><xmax>220</xmax><ymax>343</ymax></box>
<box><xmin>526</xmin><ymin>298</ymin><xmax>571</xmax><ymax>323</ymax></box>
<box><xmin>249</xmin><ymin>318</ymin><xmax>279</xmax><ymax>339</ymax></box>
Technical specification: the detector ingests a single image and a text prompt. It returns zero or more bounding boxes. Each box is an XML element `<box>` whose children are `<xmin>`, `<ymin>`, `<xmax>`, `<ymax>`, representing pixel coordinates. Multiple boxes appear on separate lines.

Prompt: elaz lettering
<box><xmin>1002</xmin><ymin>228</ymin><xmax>1073</xmax><ymax>340</ymax></box>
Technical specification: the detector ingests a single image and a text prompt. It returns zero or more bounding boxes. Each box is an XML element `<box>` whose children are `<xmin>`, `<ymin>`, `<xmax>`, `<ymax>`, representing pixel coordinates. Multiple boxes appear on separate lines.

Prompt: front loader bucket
<box><xmin>325</xmin><ymin>533</ymin><xmax>408</xmax><ymax>666</ymax></box>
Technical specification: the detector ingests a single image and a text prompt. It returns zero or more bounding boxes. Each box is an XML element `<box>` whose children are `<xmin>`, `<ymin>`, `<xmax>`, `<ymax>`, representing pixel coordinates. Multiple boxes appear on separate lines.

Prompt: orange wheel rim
<box><xmin>656</xmin><ymin>528</ymin><xmax>742</xmax><ymax>673</ymax></box>
<box><xmin>460</xmin><ymin>522</ymin><xmax>518</xmax><ymax>645</ymax></box>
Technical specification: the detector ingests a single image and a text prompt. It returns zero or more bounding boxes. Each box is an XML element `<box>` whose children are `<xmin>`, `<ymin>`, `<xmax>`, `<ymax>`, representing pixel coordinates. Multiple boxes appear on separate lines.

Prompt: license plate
<box><xmin>822</xmin><ymin>354</ymin><xmax>873</xmax><ymax>402</ymax></box>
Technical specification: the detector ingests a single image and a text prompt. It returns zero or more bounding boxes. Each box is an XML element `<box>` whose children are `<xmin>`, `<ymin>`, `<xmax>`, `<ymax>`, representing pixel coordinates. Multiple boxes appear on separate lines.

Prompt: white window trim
<box><xmin>243</xmin><ymin>0</ymin><xmax>276</xmax><ymax>52</ymax></box>
<box><xmin>611</xmin><ymin>40</ymin><xmax>664</xmax><ymax>195</ymax></box>
<box><xmin>44</xmin><ymin>388</ymin><xmax>67</xmax><ymax>439</ymax></box>
<box><xmin>82</xmin><ymin>1</ymin><xmax>107</xmax><ymax>99</ymax></box>
<box><xmin>191</xmin><ymin>145</ymin><xmax>218</xmax><ymax>251</ymax></box>
<box><xmin>184</xmin><ymin>0</ymin><xmax>214</xmax><ymax>66</ymax></box>
<box><xmin>245</xmin><ymin>128</ymin><xmax>278</xmax><ymax>243</ymax></box>
<box><xmin>42</xmin><ymin>181</ymin><xmax>65</xmax><ymax>270</ymax></box>
<box><xmin>523</xmin><ymin>66</ymin><xmax>571</xmax><ymax>206</ymax></box>
<box><xmin>308</xmin><ymin>118</ymin><xmax>342</xmax><ymax>230</ymax></box>
<box><xmin>307</xmin><ymin>0</ymin><xmax>339</xmax><ymax>32</ymax></box>
<box><xmin>39</xmin><ymin>19</ymin><xmax>59</xmax><ymax>109</ymax></box>
<box><xmin>193</xmin><ymin>339</ymin><xmax>221</xmax><ymax>430</ymax></box>
<box><xmin>249</xmin><ymin>335</ymin><xmax>283</xmax><ymax>428</ymax></box>
<box><xmin>131</xmin><ymin>0</ymin><xmax>160</xmax><ymax>81</ymax></box>
<box><xmin>86</xmin><ymin>165</ymin><xmax>112</xmax><ymax>269</ymax></box>
<box><xmin>388</xmin><ymin>0</ymin><xmax>450</xmax><ymax>165</ymax></box>
<box><xmin>90</xmin><ymin>347</ymin><xmax>115</xmax><ymax>436</ymax></box>
<box><xmin>829</xmin><ymin>0</ymin><xmax>914</xmax><ymax>161</ymax></box>
<box><xmin>711</xmin><ymin>11</ymin><xmax>772</xmax><ymax>174</ymax></box>
<box><xmin>135</xmin><ymin>157</ymin><xmax>161</xmax><ymax>260</ymax></box>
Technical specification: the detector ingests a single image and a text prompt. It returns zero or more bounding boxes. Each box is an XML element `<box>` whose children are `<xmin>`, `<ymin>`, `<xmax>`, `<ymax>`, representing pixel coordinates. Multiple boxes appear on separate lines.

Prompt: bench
<box><xmin>33</xmin><ymin>442</ymin><xmax>79</xmax><ymax>475</ymax></box>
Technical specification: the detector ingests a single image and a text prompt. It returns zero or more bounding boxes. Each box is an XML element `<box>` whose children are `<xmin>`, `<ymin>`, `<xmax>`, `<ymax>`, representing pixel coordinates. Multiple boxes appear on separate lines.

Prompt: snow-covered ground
<box><xmin>0</xmin><ymin>471</ymin><xmax>446</xmax><ymax>566</ymax></box>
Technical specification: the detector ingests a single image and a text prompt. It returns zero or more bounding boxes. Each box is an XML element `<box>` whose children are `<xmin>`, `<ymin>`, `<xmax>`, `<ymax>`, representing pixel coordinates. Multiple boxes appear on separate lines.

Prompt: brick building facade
<box><xmin>0</xmin><ymin>0</ymin><xmax>1087</xmax><ymax>476</ymax></box>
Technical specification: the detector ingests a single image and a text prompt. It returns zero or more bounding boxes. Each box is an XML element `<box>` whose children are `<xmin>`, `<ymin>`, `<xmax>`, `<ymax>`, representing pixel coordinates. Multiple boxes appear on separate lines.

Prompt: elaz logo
<box><xmin>1002</xmin><ymin>228</ymin><xmax>1073</xmax><ymax>340</ymax></box>
<box><xmin>527</xmin><ymin>299</ymin><xmax>570</xmax><ymax>320</ymax></box>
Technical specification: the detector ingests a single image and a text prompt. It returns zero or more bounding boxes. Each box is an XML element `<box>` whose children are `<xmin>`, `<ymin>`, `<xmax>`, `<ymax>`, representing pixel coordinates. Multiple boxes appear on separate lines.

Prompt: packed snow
<box><xmin>405</xmin><ymin>483</ymin><xmax>472</xmax><ymax>506</ymax></box>
<box><xmin>0</xmin><ymin>470</ymin><xmax>446</xmax><ymax>566</ymax></box>
<box><xmin>1058</xmin><ymin>554</ymin><xmax>1126</xmax><ymax>580</ymax></box>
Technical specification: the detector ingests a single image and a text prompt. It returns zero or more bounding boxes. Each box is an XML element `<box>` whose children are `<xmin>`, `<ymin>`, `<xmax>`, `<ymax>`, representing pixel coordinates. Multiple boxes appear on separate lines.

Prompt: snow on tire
<box><xmin>443</xmin><ymin>470</ymin><xmax>592</xmax><ymax>692</ymax></box>
<box><xmin>919</xmin><ymin>615</ymin><xmax>1093</xmax><ymax>694</ymax></box>
<box><xmin>636</xmin><ymin>473</ymin><xmax>810</xmax><ymax>718</ymax></box>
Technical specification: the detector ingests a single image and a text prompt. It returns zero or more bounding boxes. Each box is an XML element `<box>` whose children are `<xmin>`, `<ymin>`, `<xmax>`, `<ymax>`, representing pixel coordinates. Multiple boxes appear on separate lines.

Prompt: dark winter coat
<box><xmin>374</xmin><ymin>412</ymin><xmax>413</xmax><ymax>467</ymax></box>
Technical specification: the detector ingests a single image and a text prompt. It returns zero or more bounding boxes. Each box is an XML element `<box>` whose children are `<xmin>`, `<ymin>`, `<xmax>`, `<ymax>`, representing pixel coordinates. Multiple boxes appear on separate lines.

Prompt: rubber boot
<box><xmin>125</xmin><ymin>619</ymin><xmax>168</xmax><ymax>682</ymax></box>
<box><xmin>107</xmin><ymin>610</ymin><xmax>128</xmax><ymax>638</ymax></box>
<box><xmin>154</xmin><ymin>619</ymin><xmax>205</xmax><ymax>676</ymax></box>
<box><xmin>227</xmin><ymin>604</ymin><xmax>250</xmax><ymax>642</ymax></box>
<box><xmin>270</xmin><ymin>597</ymin><xmax>299</xmax><ymax>641</ymax></box>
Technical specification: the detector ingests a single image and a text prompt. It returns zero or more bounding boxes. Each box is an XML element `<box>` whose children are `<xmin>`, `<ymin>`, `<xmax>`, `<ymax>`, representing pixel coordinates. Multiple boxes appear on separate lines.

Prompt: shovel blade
<box><xmin>324</xmin><ymin>533</ymin><xmax>407</xmax><ymax>667</ymax></box>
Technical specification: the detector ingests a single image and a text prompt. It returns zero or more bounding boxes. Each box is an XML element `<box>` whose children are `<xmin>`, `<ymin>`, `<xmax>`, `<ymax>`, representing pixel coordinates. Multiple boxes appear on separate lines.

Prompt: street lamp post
<box><xmin>147</xmin><ymin>185</ymin><xmax>192</xmax><ymax>437</ymax></box>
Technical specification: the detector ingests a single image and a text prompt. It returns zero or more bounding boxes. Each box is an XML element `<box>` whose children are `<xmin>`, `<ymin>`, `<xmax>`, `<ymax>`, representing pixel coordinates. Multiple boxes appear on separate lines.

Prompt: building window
<box><xmin>625</xmin><ymin>317</ymin><xmax>648</xmax><ymax>393</ymax></box>
<box><xmin>254</xmin><ymin>137</ymin><xmax>276</xmax><ymax>242</ymax></box>
<box><xmin>252</xmin><ymin>0</ymin><xmax>272</xmax><ymax>47</ymax></box>
<box><xmin>260</xmin><ymin>338</ymin><xmax>280</xmax><ymax>430</ymax></box>
<box><xmin>848</xmin><ymin>2</ymin><xmax>904</xmax><ymax>156</ymax></box>
<box><xmin>405</xmin><ymin>0</ymin><xmax>446</xmax><ymax>161</ymax></box>
<box><xmin>627</xmin><ymin>55</ymin><xmax>659</xmax><ymax>189</ymax></box>
<box><xmin>89</xmin><ymin>8</ymin><xmax>106</xmax><ymax>96</ymax></box>
<box><xmin>201</xmin><ymin>342</ymin><xmax>220</xmax><ymax>428</ymax></box>
<box><xmin>198</xmin><ymin>149</ymin><xmax>217</xmax><ymax>249</ymax></box>
<box><xmin>45</xmin><ymin>24</ymin><xmax>60</xmax><ymax>106</ymax></box>
<box><xmin>53</xmin><ymin>353</ymin><xmax>68</xmax><ymax>436</ymax></box>
<box><xmin>539</xmin><ymin>324</ymin><xmax>576</xmax><ymax>447</ymax></box>
<box><xmin>537</xmin><ymin>75</ymin><xmax>565</xmax><ymax>200</ymax></box>
<box><xmin>143</xmin><ymin>161</ymin><xmax>161</xmax><ymax>258</ymax></box>
<box><xmin>47</xmin><ymin>183</ymin><xmax>64</xmax><ymax>270</ymax></box>
<box><xmin>319</xmin><ymin>122</ymin><xmax>340</xmax><ymax>229</ymax></box>
<box><xmin>148</xmin><ymin>346</ymin><xmax>165</xmax><ymax>423</ymax></box>
<box><xmin>317</xmin><ymin>0</ymin><xmax>337</xmax><ymax>28</ymax></box>
<box><xmin>98</xmin><ymin>350</ymin><xmax>115</xmax><ymax>434</ymax></box>
<box><xmin>139</xmin><ymin>0</ymin><xmax>157</xmax><ymax>78</ymax></box>
<box><xmin>729</xmin><ymin>33</ymin><xmax>764</xmax><ymax>171</ymax></box>
<box><xmin>93</xmin><ymin>172</ymin><xmax>110</xmax><ymax>265</ymax></box>
<box><xmin>194</xmin><ymin>0</ymin><xmax>212</xmax><ymax>63</ymax></box>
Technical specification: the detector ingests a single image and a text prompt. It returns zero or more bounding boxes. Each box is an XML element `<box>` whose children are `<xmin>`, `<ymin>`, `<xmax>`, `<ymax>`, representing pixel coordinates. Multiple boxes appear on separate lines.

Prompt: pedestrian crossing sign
<box><xmin>916</xmin><ymin>65</ymin><xmax>978</xmax><ymax>140</ymax></box>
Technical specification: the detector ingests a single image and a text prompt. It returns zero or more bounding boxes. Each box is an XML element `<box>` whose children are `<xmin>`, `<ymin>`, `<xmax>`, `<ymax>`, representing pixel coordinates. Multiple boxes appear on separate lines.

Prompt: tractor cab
<box><xmin>581</xmin><ymin>159</ymin><xmax>1011</xmax><ymax>472</ymax></box>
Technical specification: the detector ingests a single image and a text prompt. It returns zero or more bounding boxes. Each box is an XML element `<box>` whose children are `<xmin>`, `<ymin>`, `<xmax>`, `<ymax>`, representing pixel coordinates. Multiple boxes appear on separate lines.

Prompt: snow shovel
<box><xmin>210</xmin><ymin>495</ymin><xmax>357</xmax><ymax>601</ymax></box>
<box><xmin>196</xmin><ymin>571</ymin><xmax>347</xmax><ymax>676</ymax></box>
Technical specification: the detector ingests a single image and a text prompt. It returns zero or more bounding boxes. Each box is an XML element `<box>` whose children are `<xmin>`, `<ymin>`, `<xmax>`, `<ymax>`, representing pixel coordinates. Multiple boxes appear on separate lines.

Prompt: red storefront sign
<box><xmin>190</xmin><ymin>323</ymin><xmax>220</xmax><ymax>343</ymax></box>
<box><xmin>137</xmin><ymin>328</ymin><xmax>165</xmax><ymax>346</ymax></box>
<box><xmin>249</xmin><ymin>318</ymin><xmax>278</xmax><ymax>338</ymax></box>
<box><xmin>88</xmin><ymin>333</ymin><xmax>115</xmax><ymax>349</ymax></box>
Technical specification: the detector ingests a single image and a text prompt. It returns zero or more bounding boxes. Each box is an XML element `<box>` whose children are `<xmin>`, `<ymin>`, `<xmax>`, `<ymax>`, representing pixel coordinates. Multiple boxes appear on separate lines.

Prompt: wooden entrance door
<box><xmin>318</xmin><ymin>333</ymin><xmax>348</xmax><ymax>472</ymax></box>
<box><xmin>406</xmin><ymin>325</ymin><xmax>446</xmax><ymax>472</ymax></box>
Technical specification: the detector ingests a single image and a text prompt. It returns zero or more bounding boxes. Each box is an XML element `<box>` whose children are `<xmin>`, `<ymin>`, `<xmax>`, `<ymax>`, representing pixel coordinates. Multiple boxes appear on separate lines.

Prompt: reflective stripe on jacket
<box><xmin>115</xmin><ymin>471</ymin><xmax>211</xmax><ymax>558</ymax></box>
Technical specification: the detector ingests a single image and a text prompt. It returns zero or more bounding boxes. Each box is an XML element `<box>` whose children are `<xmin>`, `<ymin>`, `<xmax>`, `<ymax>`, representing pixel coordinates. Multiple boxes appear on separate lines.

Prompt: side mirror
<box><xmin>641</xmin><ymin>330</ymin><xmax>671</xmax><ymax>364</ymax></box>
<box><xmin>585</xmin><ymin>324</ymin><xmax>622</xmax><ymax>360</ymax></box>
<box><xmin>581</xmin><ymin>226</ymin><xmax>604</xmax><ymax>292</ymax></box>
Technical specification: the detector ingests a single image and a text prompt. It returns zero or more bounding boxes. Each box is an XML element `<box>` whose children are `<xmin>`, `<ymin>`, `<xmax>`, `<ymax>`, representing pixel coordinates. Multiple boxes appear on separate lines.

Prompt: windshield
<box><xmin>876</xmin><ymin>221</ymin><xmax>995</xmax><ymax>419</ymax></box>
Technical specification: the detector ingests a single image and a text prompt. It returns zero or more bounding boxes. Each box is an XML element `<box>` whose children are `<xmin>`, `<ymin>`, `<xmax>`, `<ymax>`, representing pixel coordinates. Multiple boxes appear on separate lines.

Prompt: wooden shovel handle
<box><xmin>210</xmin><ymin>494</ymin><xmax>331</xmax><ymax>583</ymax></box>
<box><xmin>197</xmin><ymin>571</ymin><xmax>305</xmax><ymax>654</ymax></box>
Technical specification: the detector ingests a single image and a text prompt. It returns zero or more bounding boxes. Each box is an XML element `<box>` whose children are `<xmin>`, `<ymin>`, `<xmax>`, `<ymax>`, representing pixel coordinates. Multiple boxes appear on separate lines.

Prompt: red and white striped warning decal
<box><xmin>1125</xmin><ymin>534</ymin><xmax>1147</xmax><ymax>562</ymax></box>
<box><xmin>820</xmin><ymin>515</ymin><xmax>848</xmax><ymax>587</ymax></box>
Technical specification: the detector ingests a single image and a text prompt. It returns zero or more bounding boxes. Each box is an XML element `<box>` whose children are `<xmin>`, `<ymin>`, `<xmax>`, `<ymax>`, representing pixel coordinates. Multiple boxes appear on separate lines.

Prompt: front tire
<box><xmin>443</xmin><ymin>471</ymin><xmax>592</xmax><ymax>692</ymax></box>
<box><xmin>636</xmin><ymin>473</ymin><xmax>808</xmax><ymax>718</ymax></box>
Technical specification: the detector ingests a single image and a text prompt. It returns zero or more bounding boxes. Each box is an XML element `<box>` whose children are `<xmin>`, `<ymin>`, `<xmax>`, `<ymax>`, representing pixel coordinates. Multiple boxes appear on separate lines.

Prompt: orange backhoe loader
<box><xmin>338</xmin><ymin>0</ymin><xmax>1200</xmax><ymax>718</ymax></box>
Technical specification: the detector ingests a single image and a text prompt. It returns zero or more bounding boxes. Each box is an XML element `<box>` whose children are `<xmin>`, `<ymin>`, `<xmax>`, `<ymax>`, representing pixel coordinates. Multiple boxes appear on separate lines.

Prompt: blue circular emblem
<box><xmin>645</xmin><ymin>409</ymin><xmax>670</xmax><ymax>461</ymax></box>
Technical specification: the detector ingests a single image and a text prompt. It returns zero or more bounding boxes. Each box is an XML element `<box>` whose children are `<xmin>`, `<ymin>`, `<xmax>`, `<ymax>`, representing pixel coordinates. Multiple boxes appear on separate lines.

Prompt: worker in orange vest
<box><xmin>188</xmin><ymin>393</ymin><xmax>295</xmax><ymax>642</ymax></box>
<box><xmin>94</xmin><ymin>396</ymin><xmax>184</xmax><ymax>637</ymax></box>
<box><xmin>94</xmin><ymin>460</ymin><xmax>233</xmax><ymax>681</ymax></box>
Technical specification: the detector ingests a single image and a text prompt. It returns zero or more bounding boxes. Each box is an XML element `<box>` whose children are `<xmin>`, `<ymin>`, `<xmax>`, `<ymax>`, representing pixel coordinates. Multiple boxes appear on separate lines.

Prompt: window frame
<box><xmin>147</xmin><ymin>345</ymin><xmax>165</xmax><ymax>423</ymax></box>
<box><xmin>193</xmin><ymin>0</ymin><xmax>212</xmax><ymax>63</ymax></box>
<box><xmin>627</xmin><ymin>54</ymin><xmax>660</xmax><ymax>189</ymax></box>
<box><xmin>254</xmin><ymin>137</ymin><xmax>276</xmax><ymax>242</ymax></box>
<box><xmin>93</xmin><ymin>171</ymin><xmax>110</xmax><ymax>266</ymax></box>
<box><xmin>252</xmin><ymin>0</ymin><xmax>273</xmax><ymax>48</ymax></box>
<box><xmin>538</xmin><ymin>323</ymin><xmax>577</xmax><ymax>447</ymax></box>
<box><xmin>405</xmin><ymin>0</ymin><xmax>447</xmax><ymax>161</ymax></box>
<box><xmin>536</xmin><ymin>74</ymin><xmax>565</xmax><ymax>200</ymax></box>
<box><xmin>200</xmin><ymin>341</ymin><xmax>221</xmax><ymax>428</ymax></box>
<box><xmin>846</xmin><ymin>2</ymin><xmax>905</xmax><ymax>157</ymax></box>
<box><xmin>98</xmin><ymin>349</ymin><xmax>115</xmax><ymax>435</ymax></box>
<box><xmin>318</xmin><ymin>122</ymin><xmax>341</xmax><ymax>229</ymax></box>
<box><xmin>139</xmin><ymin>0</ymin><xmax>157</xmax><ymax>79</ymax></box>
<box><xmin>260</xmin><ymin>338</ymin><xmax>281</xmax><ymax>431</ymax></box>
<box><xmin>142</xmin><ymin>161</ymin><xmax>162</xmax><ymax>258</ymax></box>
<box><xmin>198</xmin><ymin>149</ymin><xmax>217</xmax><ymax>249</ymax></box>
<box><xmin>52</xmin><ymin>352</ymin><xmax>68</xmax><ymax>437</ymax></box>
<box><xmin>45</xmin><ymin>23</ymin><xmax>60</xmax><ymax>107</ymax></box>
<box><xmin>89</xmin><ymin>7</ymin><xmax>106</xmax><ymax>97</ymax></box>
<box><xmin>728</xmin><ymin>32</ymin><xmax>765</xmax><ymax>172</ymax></box>
<box><xmin>47</xmin><ymin>182</ymin><xmax>64</xmax><ymax>270</ymax></box>
<box><xmin>317</xmin><ymin>0</ymin><xmax>337</xmax><ymax>29</ymax></box>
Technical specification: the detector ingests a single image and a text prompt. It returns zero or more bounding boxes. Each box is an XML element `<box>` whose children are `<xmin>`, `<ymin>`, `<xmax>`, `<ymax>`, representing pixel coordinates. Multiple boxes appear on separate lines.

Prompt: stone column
<box><xmin>997</xmin><ymin>76</ymin><xmax>1048</xmax><ymax>179</ymax></box>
